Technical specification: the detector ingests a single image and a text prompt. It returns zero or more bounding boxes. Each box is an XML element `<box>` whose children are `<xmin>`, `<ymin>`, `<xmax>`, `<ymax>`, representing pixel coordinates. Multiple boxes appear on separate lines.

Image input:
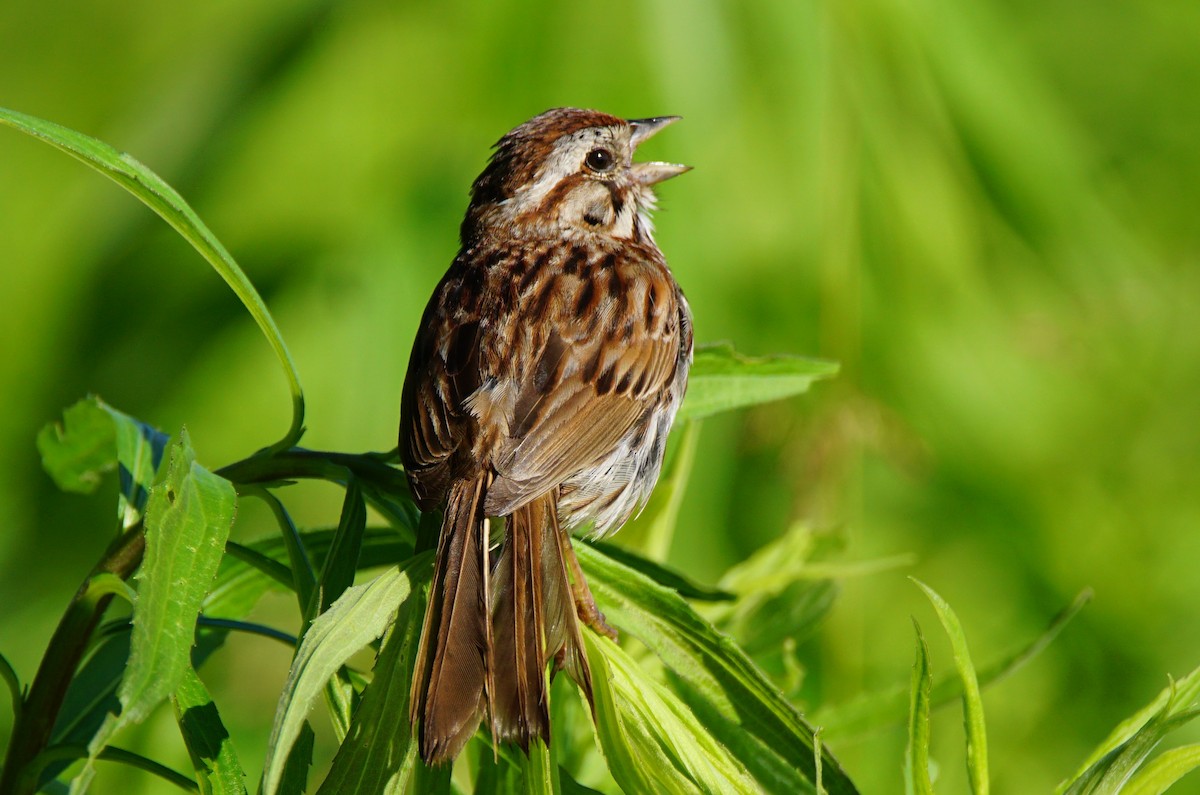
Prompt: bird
<box><xmin>400</xmin><ymin>107</ymin><xmax>693</xmax><ymax>765</ymax></box>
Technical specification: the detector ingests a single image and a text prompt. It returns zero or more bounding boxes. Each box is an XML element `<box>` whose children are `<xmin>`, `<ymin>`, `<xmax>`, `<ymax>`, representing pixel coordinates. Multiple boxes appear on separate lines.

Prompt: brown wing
<box><xmin>482</xmin><ymin>275</ymin><xmax>684</xmax><ymax>517</ymax></box>
<box><xmin>400</xmin><ymin>262</ymin><xmax>483</xmax><ymax>510</ymax></box>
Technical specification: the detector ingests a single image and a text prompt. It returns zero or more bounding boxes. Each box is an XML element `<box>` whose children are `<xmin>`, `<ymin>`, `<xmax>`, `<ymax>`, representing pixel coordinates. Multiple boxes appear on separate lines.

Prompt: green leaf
<box><xmin>313</xmin><ymin>479</ymin><xmax>368</xmax><ymax>616</ymax></box>
<box><xmin>37</xmin><ymin>397</ymin><xmax>170</xmax><ymax>528</ymax></box>
<box><xmin>678</xmin><ymin>342</ymin><xmax>838</xmax><ymax>422</ymax></box>
<box><xmin>314</xmin><ymin>599</ymin><xmax>424</xmax><ymax>795</ymax></box>
<box><xmin>71</xmin><ymin>430</ymin><xmax>236</xmax><ymax>794</ymax></box>
<box><xmin>585</xmin><ymin>633</ymin><xmax>757</xmax><ymax>795</ymax></box>
<box><xmin>522</xmin><ymin>739</ymin><xmax>558</xmax><ymax>795</ymax></box>
<box><xmin>262</xmin><ymin>554</ymin><xmax>432</xmax><ymax>795</ymax></box>
<box><xmin>586</xmin><ymin>540</ymin><xmax>734</xmax><ymax>603</ymax></box>
<box><xmin>0</xmin><ymin>107</ymin><xmax>304</xmax><ymax>450</ymax></box>
<box><xmin>123</xmin><ymin>430</ymin><xmax>237</xmax><ymax>719</ymax></box>
<box><xmin>816</xmin><ymin>590</ymin><xmax>1090</xmax><ymax>739</ymax></box>
<box><xmin>37</xmin><ymin>399</ymin><xmax>117</xmax><ymax>495</ymax></box>
<box><xmin>577</xmin><ymin>543</ymin><xmax>858</xmax><ymax>794</ymax></box>
<box><xmin>1060</xmin><ymin>666</ymin><xmax>1200</xmax><ymax>794</ymax></box>
<box><xmin>1121</xmin><ymin>743</ymin><xmax>1200</xmax><ymax>795</ymax></box>
<box><xmin>1</xmin><ymin>650</ymin><xmax>20</xmax><ymax>722</ymax></box>
<box><xmin>913</xmin><ymin>579</ymin><xmax>989</xmax><ymax>795</ymax></box>
<box><xmin>712</xmin><ymin>523</ymin><xmax>840</xmax><ymax>652</ymax></box>
<box><xmin>206</xmin><ymin>529</ymin><xmax>412</xmax><ymax>621</ymax></box>
<box><xmin>173</xmin><ymin>666</ymin><xmax>248</xmax><ymax>795</ymax></box>
<box><xmin>905</xmin><ymin>619</ymin><xmax>934</xmax><ymax>795</ymax></box>
<box><xmin>279</xmin><ymin>722</ymin><xmax>315</xmax><ymax>795</ymax></box>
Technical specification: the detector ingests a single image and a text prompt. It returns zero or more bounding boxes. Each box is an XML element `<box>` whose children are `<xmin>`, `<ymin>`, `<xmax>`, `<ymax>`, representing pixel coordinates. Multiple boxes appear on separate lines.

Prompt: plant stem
<box><xmin>0</xmin><ymin>524</ymin><xmax>146</xmax><ymax>795</ymax></box>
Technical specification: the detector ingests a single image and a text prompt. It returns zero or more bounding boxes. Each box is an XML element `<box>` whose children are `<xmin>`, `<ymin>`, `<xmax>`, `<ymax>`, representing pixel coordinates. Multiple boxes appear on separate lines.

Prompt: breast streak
<box><xmin>466</xmin><ymin>240</ymin><xmax>684</xmax><ymax>536</ymax></box>
<box><xmin>557</xmin><ymin>254</ymin><xmax>684</xmax><ymax>537</ymax></box>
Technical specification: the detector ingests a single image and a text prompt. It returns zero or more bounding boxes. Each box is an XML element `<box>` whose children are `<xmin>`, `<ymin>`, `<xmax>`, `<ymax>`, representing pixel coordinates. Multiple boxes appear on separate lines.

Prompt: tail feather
<box><xmin>410</xmin><ymin>475</ymin><xmax>490</xmax><ymax>765</ymax></box>
<box><xmin>411</xmin><ymin>481</ymin><xmax>595</xmax><ymax>764</ymax></box>
<box><xmin>490</xmin><ymin>499</ymin><xmax>550</xmax><ymax>746</ymax></box>
<box><xmin>543</xmin><ymin>502</ymin><xmax>593</xmax><ymax>707</ymax></box>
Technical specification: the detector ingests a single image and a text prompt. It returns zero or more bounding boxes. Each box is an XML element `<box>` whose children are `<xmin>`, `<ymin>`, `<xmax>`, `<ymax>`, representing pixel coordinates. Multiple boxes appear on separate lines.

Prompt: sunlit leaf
<box><xmin>913</xmin><ymin>580</ymin><xmax>989</xmax><ymax>795</ymax></box>
<box><xmin>578</xmin><ymin>543</ymin><xmax>858</xmax><ymax>794</ymax></box>
<box><xmin>314</xmin><ymin>591</ymin><xmax>423</xmax><ymax>795</ymax></box>
<box><xmin>37</xmin><ymin>396</ymin><xmax>169</xmax><ymax>527</ymax></box>
<box><xmin>585</xmin><ymin>633</ymin><xmax>757</xmax><ymax>795</ymax></box>
<box><xmin>678</xmin><ymin>343</ymin><xmax>838</xmax><ymax>422</ymax></box>
<box><xmin>1121</xmin><ymin>743</ymin><xmax>1200</xmax><ymax>795</ymax></box>
<box><xmin>72</xmin><ymin>430</ymin><xmax>236</xmax><ymax>794</ymax></box>
<box><xmin>0</xmin><ymin>106</ymin><xmax>304</xmax><ymax>450</ymax></box>
<box><xmin>262</xmin><ymin>554</ymin><xmax>431</xmax><ymax>795</ymax></box>
<box><xmin>1060</xmin><ymin>666</ymin><xmax>1200</xmax><ymax>795</ymax></box>
<box><xmin>905</xmin><ymin>619</ymin><xmax>934</xmax><ymax>795</ymax></box>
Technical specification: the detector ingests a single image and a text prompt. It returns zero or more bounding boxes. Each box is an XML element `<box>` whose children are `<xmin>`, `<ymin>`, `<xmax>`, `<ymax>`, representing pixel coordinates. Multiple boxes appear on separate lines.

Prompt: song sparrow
<box><xmin>400</xmin><ymin>107</ymin><xmax>693</xmax><ymax>765</ymax></box>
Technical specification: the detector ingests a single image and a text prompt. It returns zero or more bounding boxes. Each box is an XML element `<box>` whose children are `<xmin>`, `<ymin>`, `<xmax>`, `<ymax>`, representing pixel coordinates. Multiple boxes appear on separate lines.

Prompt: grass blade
<box><xmin>816</xmin><ymin>590</ymin><xmax>1091</xmax><ymax>739</ymax></box>
<box><xmin>906</xmin><ymin>619</ymin><xmax>934</xmax><ymax>795</ymax></box>
<box><xmin>913</xmin><ymin>579</ymin><xmax>988</xmax><ymax>795</ymax></box>
<box><xmin>0</xmin><ymin>107</ymin><xmax>304</xmax><ymax>450</ymax></box>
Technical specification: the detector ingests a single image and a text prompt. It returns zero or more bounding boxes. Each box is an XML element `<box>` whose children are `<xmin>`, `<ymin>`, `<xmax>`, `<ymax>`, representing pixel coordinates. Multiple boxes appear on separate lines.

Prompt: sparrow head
<box><xmin>461</xmin><ymin>107</ymin><xmax>690</xmax><ymax>245</ymax></box>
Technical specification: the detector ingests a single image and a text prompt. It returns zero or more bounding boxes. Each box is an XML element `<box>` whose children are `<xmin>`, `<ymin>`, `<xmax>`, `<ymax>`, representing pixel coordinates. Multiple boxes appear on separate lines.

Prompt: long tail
<box><xmin>411</xmin><ymin>481</ymin><xmax>594</xmax><ymax>764</ymax></box>
<box><xmin>410</xmin><ymin>475</ymin><xmax>490</xmax><ymax>765</ymax></box>
<box><xmin>490</xmin><ymin>491</ymin><xmax>593</xmax><ymax>749</ymax></box>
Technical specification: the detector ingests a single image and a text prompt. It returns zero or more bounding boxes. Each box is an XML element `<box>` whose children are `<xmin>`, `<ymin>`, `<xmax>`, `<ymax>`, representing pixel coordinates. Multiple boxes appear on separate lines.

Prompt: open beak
<box><xmin>628</xmin><ymin>115</ymin><xmax>691</xmax><ymax>185</ymax></box>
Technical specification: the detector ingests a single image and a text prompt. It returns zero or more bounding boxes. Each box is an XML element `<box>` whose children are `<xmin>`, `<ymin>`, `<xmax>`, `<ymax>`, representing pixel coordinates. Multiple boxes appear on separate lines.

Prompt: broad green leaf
<box><xmin>37</xmin><ymin>399</ymin><xmax>117</xmax><ymax>495</ymax></box>
<box><xmin>906</xmin><ymin>620</ymin><xmax>934</xmax><ymax>795</ymax></box>
<box><xmin>0</xmin><ymin>107</ymin><xmax>304</xmax><ymax>450</ymax></box>
<box><xmin>263</xmin><ymin>554</ymin><xmax>431</xmax><ymax>795</ymax></box>
<box><xmin>913</xmin><ymin>580</ymin><xmax>989</xmax><ymax>795</ymax></box>
<box><xmin>678</xmin><ymin>343</ymin><xmax>838</xmax><ymax>422</ymax></box>
<box><xmin>173</xmin><ymin>667</ymin><xmax>248</xmax><ymax>795</ymax></box>
<box><xmin>122</xmin><ymin>430</ymin><xmax>237</xmax><ymax>720</ymax></box>
<box><xmin>577</xmin><ymin>544</ymin><xmax>858</xmax><ymax>794</ymax></box>
<box><xmin>1060</xmin><ymin>666</ymin><xmax>1200</xmax><ymax>795</ymax></box>
<box><xmin>71</xmin><ymin>429</ymin><xmax>235</xmax><ymax>795</ymax></box>
<box><xmin>37</xmin><ymin>397</ymin><xmax>169</xmax><ymax>527</ymax></box>
<box><xmin>315</xmin><ymin>592</ymin><xmax>423</xmax><ymax>795</ymax></box>
<box><xmin>816</xmin><ymin>590</ymin><xmax>1090</xmax><ymax>739</ymax></box>
<box><xmin>585</xmin><ymin>633</ymin><xmax>757</xmax><ymax>795</ymax></box>
<box><xmin>1121</xmin><ymin>743</ymin><xmax>1200</xmax><ymax>795</ymax></box>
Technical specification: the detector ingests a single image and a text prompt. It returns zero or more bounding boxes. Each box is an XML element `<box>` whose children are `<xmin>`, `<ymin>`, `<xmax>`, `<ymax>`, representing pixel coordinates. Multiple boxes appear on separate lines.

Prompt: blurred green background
<box><xmin>2</xmin><ymin>0</ymin><xmax>1199</xmax><ymax>791</ymax></box>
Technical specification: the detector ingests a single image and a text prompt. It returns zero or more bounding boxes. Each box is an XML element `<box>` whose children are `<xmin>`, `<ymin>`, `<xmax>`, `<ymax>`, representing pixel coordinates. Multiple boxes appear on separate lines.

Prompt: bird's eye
<box><xmin>585</xmin><ymin>148</ymin><xmax>614</xmax><ymax>172</ymax></box>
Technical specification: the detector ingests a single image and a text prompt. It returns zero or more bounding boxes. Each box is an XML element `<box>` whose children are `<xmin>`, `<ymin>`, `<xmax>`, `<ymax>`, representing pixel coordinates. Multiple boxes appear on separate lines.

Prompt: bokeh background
<box><xmin>3</xmin><ymin>0</ymin><xmax>1199</xmax><ymax>792</ymax></box>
